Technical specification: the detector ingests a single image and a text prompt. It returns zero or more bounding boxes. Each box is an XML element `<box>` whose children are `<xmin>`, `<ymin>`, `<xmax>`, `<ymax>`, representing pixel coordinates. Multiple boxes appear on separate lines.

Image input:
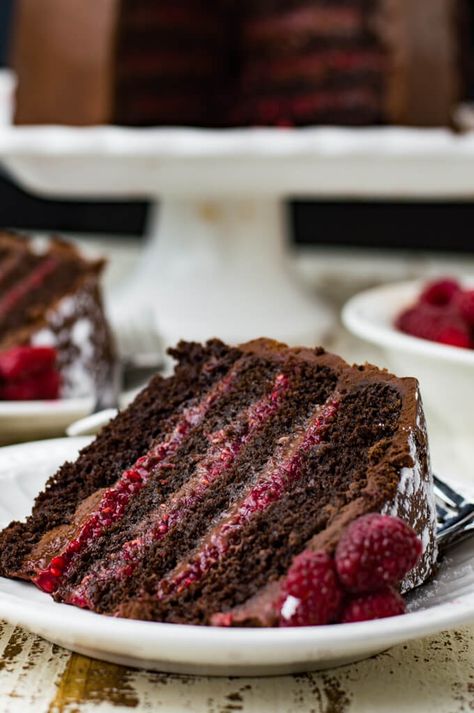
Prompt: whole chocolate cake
<box><xmin>12</xmin><ymin>0</ymin><xmax>467</xmax><ymax>127</ymax></box>
<box><xmin>0</xmin><ymin>339</ymin><xmax>438</xmax><ymax>626</ymax></box>
<box><xmin>0</xmin><ymin>232</ymin><xmax>115</xmax><ymax>399</ymax></box>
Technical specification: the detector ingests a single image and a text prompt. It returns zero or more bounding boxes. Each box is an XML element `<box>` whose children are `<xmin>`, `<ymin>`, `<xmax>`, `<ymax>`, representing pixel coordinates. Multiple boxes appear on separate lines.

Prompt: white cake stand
<box><xmin>1</xmin><ymin>126</ymin><xmax>474</xmax><ymax>346</ymax></box>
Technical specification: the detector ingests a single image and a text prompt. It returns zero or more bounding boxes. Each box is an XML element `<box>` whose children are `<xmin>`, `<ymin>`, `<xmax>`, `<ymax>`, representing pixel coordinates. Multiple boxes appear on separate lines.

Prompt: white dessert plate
<box><xmin>0</xmin><ymin>397</ymin><xmax>93</xmax><ymax>445</ymax></box>
<box><xmin>0</xmin><ymin>437</ymin><xmax>474</xmax><ymax>676</ymax></box>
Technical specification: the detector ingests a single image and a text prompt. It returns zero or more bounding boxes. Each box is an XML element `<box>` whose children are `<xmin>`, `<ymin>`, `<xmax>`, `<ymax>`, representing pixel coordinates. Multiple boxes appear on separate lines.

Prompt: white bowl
<box><xmin>342</xmin><ymin>280</ymin><xmax>474</xmax><ymax>442</ymax></box>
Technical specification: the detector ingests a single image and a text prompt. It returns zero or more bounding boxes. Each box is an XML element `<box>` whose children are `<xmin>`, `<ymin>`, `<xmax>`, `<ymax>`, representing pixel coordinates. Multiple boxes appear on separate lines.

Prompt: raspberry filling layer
<box><xmin>33</xmin><ymin>364</ymin><xmax>242</xmax><ymax>594</ymax></box>
<box><xmin>155</xmin><ymin>396</ymin><xmax>340</xmax><ymax>601</ymax></box>
<box><xmin>235</xmin><ymin>87</ymin><xmax>380</xmax><ymax>125</ymax></box>
<box><xmin>244</xmin><ymin>6</ymin><xmax>364</xmax><ymax>44</ymax></box>
<box><xmin>64</xmin><ymin>373</ymin><xmax>290</xmax><ymax>608</ymax></box>
<box><xmin>0</xmin><ymin>257</ymin><xmax>60</xmax><ymax>318</ymax></box>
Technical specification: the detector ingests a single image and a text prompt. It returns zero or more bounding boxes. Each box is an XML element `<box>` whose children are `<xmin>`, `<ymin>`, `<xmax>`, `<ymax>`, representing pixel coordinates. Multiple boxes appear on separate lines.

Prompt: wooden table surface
<box><xmin>0</xmin><ymin>239</ymin><xmax>473</xmax><ymax>712</ymax></box>
<box><xmin>1</xmin><ymin>621</ymin><xmax>474</xmax><ymax>712</ymax></box>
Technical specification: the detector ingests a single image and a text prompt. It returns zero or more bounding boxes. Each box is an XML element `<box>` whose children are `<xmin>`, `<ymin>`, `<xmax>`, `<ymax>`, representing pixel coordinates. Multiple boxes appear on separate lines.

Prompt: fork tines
<box><xmin>432</xmin><ymin>474</ymin><xmax>474</xmax><ymax>552</ymax></box>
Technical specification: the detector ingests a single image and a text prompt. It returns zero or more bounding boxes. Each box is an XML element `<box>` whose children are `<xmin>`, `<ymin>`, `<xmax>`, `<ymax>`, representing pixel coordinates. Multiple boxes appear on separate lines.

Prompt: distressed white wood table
<box><xmin>1</xmin><ymin>239</ymin><xmax>473</xmax><ymax>711</ymax></box>
<box><xmin>0</xmin><ymin>621</ymin><xmax>474</xmax><ymax>712</ymax></box>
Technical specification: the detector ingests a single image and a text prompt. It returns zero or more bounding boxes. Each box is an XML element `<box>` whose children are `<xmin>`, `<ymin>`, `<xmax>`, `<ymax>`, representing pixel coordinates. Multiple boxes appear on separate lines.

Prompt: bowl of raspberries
<box><xmin>342</xmin><ymin>277</ymin><xmax>474</xmax><ymax>438</ymax></box>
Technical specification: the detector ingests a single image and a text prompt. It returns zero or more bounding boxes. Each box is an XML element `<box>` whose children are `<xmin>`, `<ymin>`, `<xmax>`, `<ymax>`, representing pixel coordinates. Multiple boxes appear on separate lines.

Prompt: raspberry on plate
<box><xmin>278</xmin><ymin>550</ymin><xmax>343</xmax><ymax>627</ymax></box>
<box><xmin>0</xmin><ymin>370</ymin><xmax>60</xmax><ymax>400</ymax></box>
<box><xmin>0</xmin><ymin>347</ymin><xmax>61</xmax><ymax>400</ymax></box>
<box><xmin>335</xmin><ymin>513</ymin><xmax>422</xmax><ymax>594</ymax></box>
<box><xmin>0</xmin><ymin>346</ymin><xmax>57</xmax><ymax>380</ymax></box>
<box><xmin>340</xmin><ymin>587</ymin><xmax>406</xmax><ymax>623</ymax></box>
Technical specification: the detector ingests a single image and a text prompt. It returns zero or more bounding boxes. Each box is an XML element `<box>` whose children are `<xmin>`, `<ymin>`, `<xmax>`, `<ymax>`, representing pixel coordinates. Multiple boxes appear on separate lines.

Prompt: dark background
<box><xmin>1</xmin><ymin>0</ymin><xmax>474</xmax><ymax>253</ymax></box>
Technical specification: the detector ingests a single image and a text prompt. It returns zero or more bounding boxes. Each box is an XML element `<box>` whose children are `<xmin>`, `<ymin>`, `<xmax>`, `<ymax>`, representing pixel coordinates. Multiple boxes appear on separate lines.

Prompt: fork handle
<box><xmin>93</xmin><ymin>359</ymin><xmax>122</xmax><ymax>413</ymax></box>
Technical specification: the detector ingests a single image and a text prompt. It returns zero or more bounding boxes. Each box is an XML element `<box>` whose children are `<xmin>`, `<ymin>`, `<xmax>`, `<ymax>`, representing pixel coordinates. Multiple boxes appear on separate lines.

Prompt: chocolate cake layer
<box><xmin>0</xmin><ymin>257</ymin><xmax>83</xmax><ymax>339</ymax></box>
<box><xmin>0</xmin><ymin>340</ymin><xmax>239</xmax><ymax>574</ymax></box>
<box><xmin>0</xmin><ymin>232</ymin><xmax>116</xmax><ymax>398</ymax></box>
<box><xmin>58</xmin><ymin>361</ymin><xmax>337</xmax><ymax>612</ymax></box>
<box><xmin>0</xmin><ymin>339</ymin><xmax>438</xmax><ymax>626</ymax></box>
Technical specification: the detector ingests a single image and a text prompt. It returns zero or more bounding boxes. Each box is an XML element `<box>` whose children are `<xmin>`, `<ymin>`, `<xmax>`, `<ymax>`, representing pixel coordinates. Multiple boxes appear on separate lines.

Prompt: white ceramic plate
<box><xmin>0</xmin><ymin>397</ymin><xmax>93</xmax><ymax>445</ymax></box>
<box><xmin>0</xmin><ymin>437</ymin><xmax>474</xmax><ymax>676</ymax></box>
<box><xmin>0</xmin><ymin>386</ymin><xmax>139</xmax><ymax>445</ymax></box>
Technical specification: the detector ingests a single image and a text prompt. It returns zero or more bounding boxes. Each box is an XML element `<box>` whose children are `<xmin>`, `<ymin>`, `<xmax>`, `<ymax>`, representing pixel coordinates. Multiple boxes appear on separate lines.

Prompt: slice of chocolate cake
<box><xmin>0</xmin><ymin>339</ymin><xmax>437</xmax><ymax>626</ymax></box>
<box><xmin>0</xmin><ymin>231</ymin><xmax>115</xmax><ymax>399</ymax></box>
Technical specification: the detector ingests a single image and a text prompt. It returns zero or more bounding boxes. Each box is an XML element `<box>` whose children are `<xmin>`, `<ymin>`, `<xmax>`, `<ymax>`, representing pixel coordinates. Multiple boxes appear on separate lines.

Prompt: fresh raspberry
<box><xmin>456</xmin><ymin>289</ymin><xmax>474</xmax><ymax>328</ymax></box>
<box><xmin>0</xmin><ymin>369</ymin><xmax>61</xmax><ymax>400</ymax></box>
<box><xmin>335</xmin><ymin>514</ymin><xmax>422</xmax><ymax>594</ymax></box>
<box><xmin>35</xmin><ymin>369</ymin><xmax>61</xmax><ymax>399</ymax></box>
<box><xmin>419</xmin><ymin>278</ymin><xmax>461</xmax><ymax>306</ymax></box>
<box><xmin>340</xmin><ymin>587</ymin><xmax>406</xmax><ymax>623</ymax></box>
<box><xmin>278</xmin><ymin>550</ymin><xmax>343</xmax><ymax>627</ymax></box>
<box><xmin>395</xmin><ymin>305</ymin><xmax>443</xmax><ymax>342</ymax></box>
<box><xmin>396</xmin><ymin>305</ymin><xmax>471</xmax><ymax>349</ymax></box>
<box><xmin>436</xmin><ymin>325</ymin><xmax>471</xmax><ymax>349</ymax></box>
<box><xmin>0</xmin><ymin>346</ymin><xmax>57</xmax><ymax>380</ymax></box>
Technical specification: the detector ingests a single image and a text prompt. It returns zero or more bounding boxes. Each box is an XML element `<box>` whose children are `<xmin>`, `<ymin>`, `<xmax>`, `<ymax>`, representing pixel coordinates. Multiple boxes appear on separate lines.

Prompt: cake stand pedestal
<box><xmin>117</xmin><ymin>197</ymin><xmax>323</xmax><ymax>345</ymax></box>
<box><xmin>1</xmin><ymin>126</ymin><xmax>474</xmax><ymax>346</ymax></box>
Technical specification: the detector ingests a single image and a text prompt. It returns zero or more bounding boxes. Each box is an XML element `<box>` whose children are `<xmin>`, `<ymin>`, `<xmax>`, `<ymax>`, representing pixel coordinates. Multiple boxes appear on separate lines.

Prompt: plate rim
<box><xmin>0</xmin><ymin>396</ymin><xmax>93</xmax><ymax>416</ymax></box>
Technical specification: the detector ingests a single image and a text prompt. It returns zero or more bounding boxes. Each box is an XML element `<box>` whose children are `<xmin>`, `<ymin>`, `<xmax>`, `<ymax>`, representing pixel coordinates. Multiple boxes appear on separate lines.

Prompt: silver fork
<box><xmin>434</xmin><ymin>475</ymin><xmax>474</xmax><ymax>552</ymax></box>
<box><xmin>116</xmin><ymin>318</ymin><xmax>165</xmax><ymax>392</ymax></box>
